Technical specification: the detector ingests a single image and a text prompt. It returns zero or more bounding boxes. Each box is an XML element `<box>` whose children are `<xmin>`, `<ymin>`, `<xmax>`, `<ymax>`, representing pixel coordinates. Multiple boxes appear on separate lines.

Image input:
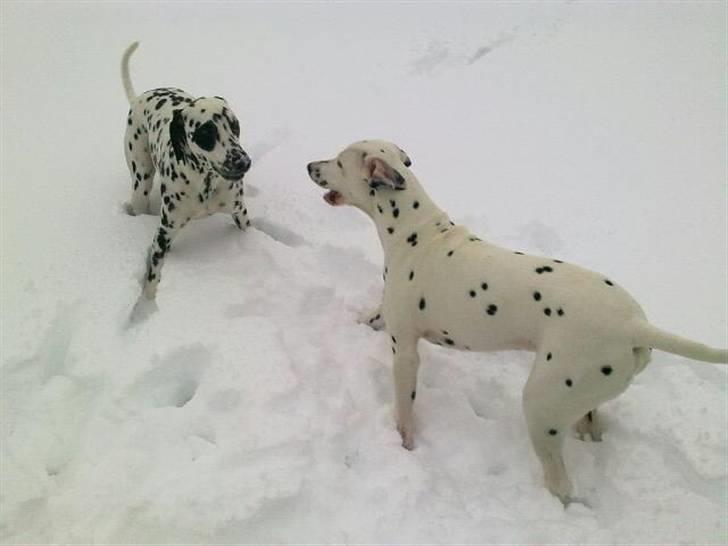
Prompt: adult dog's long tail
<box><xmin>121</xmin><ymin>41</ymin><xmax>140</xmax><ymax>104</ymax></box>
<box><xmin>633</xmin><ymin>321</ymin><xmax>727</xmax><ymax>363</ymax></box>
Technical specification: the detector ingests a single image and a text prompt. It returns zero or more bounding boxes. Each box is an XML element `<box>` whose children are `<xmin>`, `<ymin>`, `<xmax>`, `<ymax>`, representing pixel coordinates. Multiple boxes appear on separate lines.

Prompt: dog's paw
<box><xmin>397</xmin><ymin>422</ymin><xmax>414</xmax><ymax>450</ymax></box>
<box><xmin>128</xmin><ymin>294</ymin><xmax>159</xmax><ymax>326</ymax></box>
<box><xmin>123</xmin><ymin>201</ymin><xmax>138</xmax><ymax>216</ymax></box>
<box><xmin>359</xmin><ymin>308</ymin><xmax>385</xmax><ymax>331</ymax></box>
<box><xmin>575</xmin><ymin>411</ymin><xmax>603</xmax><ymax>442</ymax></box>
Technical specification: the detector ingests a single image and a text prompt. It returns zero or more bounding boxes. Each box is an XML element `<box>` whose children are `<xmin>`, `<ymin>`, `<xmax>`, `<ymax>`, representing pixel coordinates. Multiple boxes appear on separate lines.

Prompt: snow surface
<box><xmin>1</xmin><ymin>1</ymin><xmax>727</xmax><ymax>544</ymax></box>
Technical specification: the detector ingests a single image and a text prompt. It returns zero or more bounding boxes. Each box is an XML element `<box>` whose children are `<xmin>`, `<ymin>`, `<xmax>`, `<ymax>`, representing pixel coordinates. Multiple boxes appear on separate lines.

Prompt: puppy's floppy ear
<box><xmin>365</xmin><ymin>156</ymin><xmax>406</xmax><ymax>190</ymax></box>
<box><xmin>170</xmin><ymin>109</ymin><xmax>187</xmax><ymax>163</ymax></box>
<box><xmin>397</xmin><ymin>146</ymin><xmax>412</xmax><ymax>167</ymax></box>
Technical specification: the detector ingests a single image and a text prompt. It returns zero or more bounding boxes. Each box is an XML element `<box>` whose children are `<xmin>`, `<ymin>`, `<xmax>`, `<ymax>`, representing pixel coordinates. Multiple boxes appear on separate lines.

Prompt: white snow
<box><xmin>1</xmin><ymin>1</ymin><xmax>726</xmax><ymax>544</ymax></box>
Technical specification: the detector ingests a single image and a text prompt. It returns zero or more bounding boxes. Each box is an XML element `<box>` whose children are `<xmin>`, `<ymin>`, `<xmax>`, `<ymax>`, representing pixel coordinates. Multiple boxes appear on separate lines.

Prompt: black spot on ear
<box><xmin>170</xmin><ymin>109</ymin><xmax>187</xmax><ymax>163</ymax></box>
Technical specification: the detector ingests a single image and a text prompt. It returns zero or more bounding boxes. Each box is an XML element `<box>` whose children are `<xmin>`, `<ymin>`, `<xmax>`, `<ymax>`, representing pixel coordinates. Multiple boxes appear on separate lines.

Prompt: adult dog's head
<box><xmin>307</xmin><ymin>140</ymin><xmax>412</xmax><ymax>213</ymax></box>
<box><xmin>170</xmin><ymin>97</ymin><xmax>251</xmax><ymax>180</ymax></box>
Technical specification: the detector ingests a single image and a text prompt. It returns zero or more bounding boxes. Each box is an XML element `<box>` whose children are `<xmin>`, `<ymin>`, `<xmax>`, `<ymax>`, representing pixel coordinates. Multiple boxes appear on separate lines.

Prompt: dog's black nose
<box><xmin>231</xmin><ymin>150</ymin><xmax>251</xmax><ymax>173</ymax></box>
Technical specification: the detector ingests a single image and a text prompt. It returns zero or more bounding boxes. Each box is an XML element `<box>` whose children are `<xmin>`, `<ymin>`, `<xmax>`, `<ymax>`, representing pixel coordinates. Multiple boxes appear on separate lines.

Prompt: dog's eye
<box><xmin>192</xmin><ymin>121</ymin><xmax>217</xmax><ymax>151</ymax></box>
<box><xmin>230</xmin><ymin>119</ymin><xmax>240</xmax><ymax>137</ymax></box>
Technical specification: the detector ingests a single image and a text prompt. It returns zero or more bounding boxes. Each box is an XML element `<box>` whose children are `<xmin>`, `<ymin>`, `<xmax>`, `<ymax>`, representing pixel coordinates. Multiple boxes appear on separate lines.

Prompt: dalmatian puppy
<box><xmin>307</xmin><ymin>139</ymin><xmax>727</xmax><ymax>503</ymax></box>
<box><xmin>121</xmin><ymin>42</ymin><xmax>251</xmax><ymax>299</ymax></box>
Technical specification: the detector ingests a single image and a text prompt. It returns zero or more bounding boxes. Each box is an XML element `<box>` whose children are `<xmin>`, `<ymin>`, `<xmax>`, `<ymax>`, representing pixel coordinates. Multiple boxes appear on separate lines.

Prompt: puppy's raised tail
<box><xmin>121</xmin><ymin>41</ymin><xmax>140</xmax><ymax>104</ymax></box>
<box><xmin>633</xmin><ymin>321</ymin><xmax>727</xmax><ymax>364</ymax></box>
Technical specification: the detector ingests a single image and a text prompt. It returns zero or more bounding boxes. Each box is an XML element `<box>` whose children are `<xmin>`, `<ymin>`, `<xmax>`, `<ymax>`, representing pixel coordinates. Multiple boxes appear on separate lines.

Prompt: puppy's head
<box><xmin>170</xmin><ymin>97</ymin><xmax>251</xmax><ymax>180</ymax></box>
<box><xmin>306</xmin><ymin>140</ymin><xmax>412</xmax><ymax>211</ymax></box>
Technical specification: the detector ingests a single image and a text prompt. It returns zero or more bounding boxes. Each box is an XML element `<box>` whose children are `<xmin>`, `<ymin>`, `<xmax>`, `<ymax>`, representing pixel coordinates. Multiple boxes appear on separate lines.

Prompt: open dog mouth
<box><xmin>323</xmin><ymin>190</ymin><xmax>343</xmax><ymax>206</ymax></box>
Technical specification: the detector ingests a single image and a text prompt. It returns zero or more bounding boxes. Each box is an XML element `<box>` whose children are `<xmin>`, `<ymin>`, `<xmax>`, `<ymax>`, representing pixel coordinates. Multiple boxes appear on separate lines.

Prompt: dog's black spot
<box><xmin>601</xmin><ymin>365</ymin><xmax>613</xmax><ymax>376</ymax></box>
<box><xmin>469</xmin><ymin>290</ymin><xmax>476</xmax><ymax>298</ymax></box>
<box><xmin>407</xmin><ymin>233</ymin><xmax>418</xmax><ymax>247</ymax></box>
<box><xmin>557</xmin><ymin>308</ymin><xmax>564</xmax><ymax>316</ymax></box>
<box><xmin>604</xmin><ymin>279</ymin><xmax>614</xmax><ymax>286</ymax></box>
<box><xmin>387</xmin><ymin>227</ymin><xmax>394</xmax><ymax>235</ymax></box>
<box><xmin>444</xmin><ymin>338</ymin><xmax>454</xmax><ymax>345</ymax></box>
<box><xmin>413</xmin><ymin>201</ymin><xmax>420</xmax><ymax>209</ymax></box>
<box><xmin>411</xmin><ymin>390</ymin><xmax>416</xmax><ymax>400</ymax></box>
<box><xmin>378</xmin><ymin>205</ymin><xmax>383</xmax><ymax>214</ymax></box>
<box><xmin>544</xmin><ymin>308</ymin><xmax>552</xmax><ymax>316</ymax></box>
<box><xmin>533</xmin><ymin>291</ymin><xmax>541</xmax><ymax>301</ymax></box>
<box><xmin>389</xmin><ymin>199</ymin><xmax>396</xmax><ymax>208</ymax></box>
<box><xmin>393</xmin><ymin>208</ymin><xmax>400</xmax><ymax>218</ymax></box>
<box><xmin>337</xmin><ymin>160</ymin><xmax>342</xmax><ymax>168</ymax></box>
<box><xmin>553</xmin><ymin>259</ymin><xmax>563</xmax><ymax>263</ymax></box>
<box><xmin>548</xmin><ymin>429</ymin><xmax>558</xmax><ymax>436</ymax></box>
<box><xmin>486</xmin><ymin>304</ymin><xmax>498</xmax><ymax>316</ymax></box>
<box><xmin>565</xmin><ymin>379</ymin><xmax>573</xmax><ymax>387</ymax></box>
<box><xmin>587</xmin><ymin>411</ymin><xmax>593</xmax><ymax>423</ymax></box>
<box><xmin>447</xmin><ymin>250</ymin><xmax>454</xmax><ymax>257</ymax></box>
<box><xmin>391</xmin><ymin>336</ymin><xmax>397</xmax><ymax>344</ymax></box>
<box><xmin>442</xmin><ymin>330</ymin><xmax>449</xmax><ymax>335</ymax></box>
<box><xmin>392</xmin><ymin>347</ymin><xmax>396</xmax><ymax>354</ymax></box>
<box><xmin>419</xmin><ymin>297</ymin><xmax>426</xmax><ymax>310</ymax></box>
<box><xmin>409</xmin><ymin>270</ymin><xmax>414</xmax><ymax>281</ymax></box>
<box><xmin>535</xmin><ymin>266</ymin><xmax>554</xmax><ymax>274</ymax></box>
<box><xmin>370</xmin><ymin>189</ymin><xmax>375</xmax><ymax>196</ymax></box>
<box><xmin>514</xmin><ymin>251</ymin><xmax>524</xmax><ymax>255</ymax></box>
<box><xmin>481</xmin><ymin>282</ymin><xmax>488</xmax><ymax>291</ymax></box>
<box><xmin>546</xmin><ymin>352</ymin><xmax>552</xmax><ymax>361</ymax></box>
<box><xmin>155</xmin><ymin>98</ymin><xmax>167</xmax><ymax>110</ymax></box>
<box><xmin>128</xmin><ymin>142</ymin><xmax>132</xmax><ymax>151</ymax></box>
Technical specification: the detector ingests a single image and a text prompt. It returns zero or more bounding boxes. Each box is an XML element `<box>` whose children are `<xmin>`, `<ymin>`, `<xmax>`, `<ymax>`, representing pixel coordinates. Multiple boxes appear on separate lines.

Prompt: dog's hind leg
<box><xmin>124</xmin><ymin>111</ymin><xmax>155</xmax><ymax>215</ymax></box>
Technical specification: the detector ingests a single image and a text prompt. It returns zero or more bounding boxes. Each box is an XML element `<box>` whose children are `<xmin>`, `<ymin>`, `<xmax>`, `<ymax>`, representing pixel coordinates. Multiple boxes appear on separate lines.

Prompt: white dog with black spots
<box><xmin>121</xmin><ymin>42</ymin><xmax>252</xmax><ymax>300</ymax></box>
<box><xmin>307</xmin><ymin>139</ymin><xmax>728</xmax><ymax>504</ymax></box>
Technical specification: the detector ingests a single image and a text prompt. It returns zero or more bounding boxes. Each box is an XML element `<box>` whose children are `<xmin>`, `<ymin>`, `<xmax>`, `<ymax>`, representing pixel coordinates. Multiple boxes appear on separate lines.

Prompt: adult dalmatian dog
<box><xmin>121</xmin><ymin>42</ymin><xmax>251</xmax><ymax>299</ymax></box>
<box><xmin>307</xmin><ymin>139</ymin><xmax>727</xmax><ymax>503</ymax></box>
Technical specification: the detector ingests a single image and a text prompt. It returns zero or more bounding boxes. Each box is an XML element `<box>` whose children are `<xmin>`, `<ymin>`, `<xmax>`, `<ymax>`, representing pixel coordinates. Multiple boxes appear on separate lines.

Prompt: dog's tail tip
<box><xmin>634</xmin><ymin>321</ymin><xmax>728</xmax><ymax>364</ymax></box>
<box><xmin>121</xmin><ymin>41</ymin><xmax>140</xmax><ymax>104</ymax></box>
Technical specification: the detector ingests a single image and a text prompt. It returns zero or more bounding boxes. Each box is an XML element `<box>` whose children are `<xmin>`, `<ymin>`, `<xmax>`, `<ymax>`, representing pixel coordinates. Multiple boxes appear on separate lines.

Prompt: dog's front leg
<box><xmin>392</xmin><ymin>334</ymin><xmax>421</xmax><ymax>450</ymax></box>
<box><xmin>231</xmin><ymin>198</ymin><xmax>250</xmax><ymax>230</ymax></box>
<box><xmin>142</xmin><ymin>207</ymin><xmax>186</xmax><ymax>299</ymax></box>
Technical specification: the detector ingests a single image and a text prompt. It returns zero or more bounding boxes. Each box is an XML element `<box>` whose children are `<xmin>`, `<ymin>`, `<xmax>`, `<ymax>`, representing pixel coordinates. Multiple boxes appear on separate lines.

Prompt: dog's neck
<box><xmin>367</xmin><ymin>173</ymin><xmax>453</xmax><ymax>259</ymax></box>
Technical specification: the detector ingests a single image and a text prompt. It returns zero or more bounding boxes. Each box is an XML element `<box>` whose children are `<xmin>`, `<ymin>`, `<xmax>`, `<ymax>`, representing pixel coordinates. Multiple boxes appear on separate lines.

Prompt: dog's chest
<box><xmin>181</xmin><ymin>173</ymin><xmax>244</xmax><ymax>217</ymax></box>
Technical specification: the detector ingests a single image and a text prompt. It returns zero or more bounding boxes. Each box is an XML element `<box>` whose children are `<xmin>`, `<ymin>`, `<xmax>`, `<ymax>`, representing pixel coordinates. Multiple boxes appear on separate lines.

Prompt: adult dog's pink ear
<box><xmin>365</xmin><ymin>156</ymin><xmax>406</xmax><ymax>190</ymax></box>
